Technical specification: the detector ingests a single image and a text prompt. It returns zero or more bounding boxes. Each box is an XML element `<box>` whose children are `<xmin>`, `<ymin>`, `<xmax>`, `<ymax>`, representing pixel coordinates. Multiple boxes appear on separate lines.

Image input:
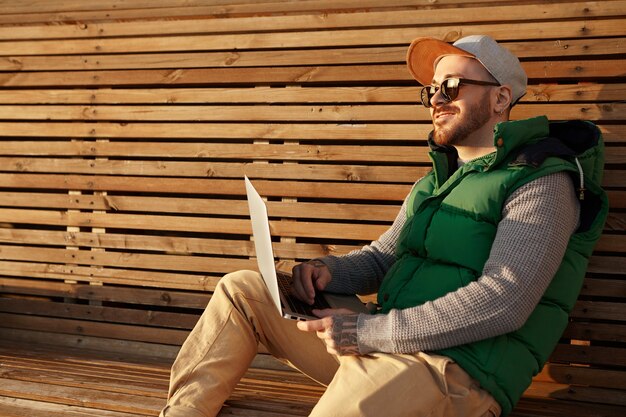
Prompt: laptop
<box><xmin>244</xmin><ymin>176</ymin><xmax>368</xmax><ymax>321</ymax></box>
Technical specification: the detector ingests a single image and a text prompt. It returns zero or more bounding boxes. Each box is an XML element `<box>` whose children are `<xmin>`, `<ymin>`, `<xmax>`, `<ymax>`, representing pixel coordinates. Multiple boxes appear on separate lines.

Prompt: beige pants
<box><xmin>160</xmin><ymin>270</ymin><xmax>501</xmax><ymax>417</ymax></box>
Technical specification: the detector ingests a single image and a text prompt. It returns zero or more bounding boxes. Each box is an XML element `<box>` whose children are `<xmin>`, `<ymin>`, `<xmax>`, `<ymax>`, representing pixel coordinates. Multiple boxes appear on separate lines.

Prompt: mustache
<box><xmin>432</xmin><ymin>105</ymin><xmax>459</xmax><ymax>117</ymax></box>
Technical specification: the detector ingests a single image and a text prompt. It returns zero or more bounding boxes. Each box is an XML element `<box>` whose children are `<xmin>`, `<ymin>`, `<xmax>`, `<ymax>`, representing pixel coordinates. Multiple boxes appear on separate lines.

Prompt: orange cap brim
<box><xmin>406</xmin><ymin>37</ymin><xmax>475</xmax><ymax>86</ymax></box>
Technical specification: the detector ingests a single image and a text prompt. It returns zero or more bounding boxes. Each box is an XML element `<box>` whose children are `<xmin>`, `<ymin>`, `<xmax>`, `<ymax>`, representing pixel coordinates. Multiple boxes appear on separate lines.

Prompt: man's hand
<box><xmin>297</xmin><ymin>308</ymin><xmax>360</xmax><ymax>356</ymax></box>
<box><xmin>291</xmin><ymin>260</ymin><xmax>332</xmax><ymax>305</ymax></box>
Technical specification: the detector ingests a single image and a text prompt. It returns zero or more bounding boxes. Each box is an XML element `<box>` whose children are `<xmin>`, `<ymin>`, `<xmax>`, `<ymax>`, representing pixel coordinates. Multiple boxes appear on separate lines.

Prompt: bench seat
<box><xmin>0</xmin><ymin>340</ymin><xmax>624</xmax><ymax>417</ymax></box>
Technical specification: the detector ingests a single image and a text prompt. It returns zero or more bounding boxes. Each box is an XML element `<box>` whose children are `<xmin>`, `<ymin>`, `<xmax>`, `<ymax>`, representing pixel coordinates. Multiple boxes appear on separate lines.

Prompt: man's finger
<box><xmin>292</xmin><ymin>276</ymin><xmax>309</xmax><ymax>304</ymax></box>
<box><xmin>296</xmin><ymin>318</ymin><xmax>327</xmax><ymax>332</ymax></box>
<box><xmin>302</xmin><ymin>264</ymin><xmax>316</xmax><ymax>302</ymax></box>
<box><xmin>291</xmin><ymin>264</ymin><xmax>315</xmax><ymax>305</ymax></box>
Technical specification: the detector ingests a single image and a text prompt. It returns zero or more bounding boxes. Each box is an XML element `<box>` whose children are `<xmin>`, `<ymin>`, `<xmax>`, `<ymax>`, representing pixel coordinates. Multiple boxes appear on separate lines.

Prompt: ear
<box><xmin>494</xmin><ymin>85</ymin><xmax>513</xmax><ymax>113</ymax></box>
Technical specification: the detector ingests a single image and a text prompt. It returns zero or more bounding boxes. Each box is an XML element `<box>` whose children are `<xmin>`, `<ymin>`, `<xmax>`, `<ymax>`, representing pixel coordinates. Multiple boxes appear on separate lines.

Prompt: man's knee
<box><xmin>217</xmin><ymin>270</ymin><xmax>266</xmax><ymax>299</ymax></box>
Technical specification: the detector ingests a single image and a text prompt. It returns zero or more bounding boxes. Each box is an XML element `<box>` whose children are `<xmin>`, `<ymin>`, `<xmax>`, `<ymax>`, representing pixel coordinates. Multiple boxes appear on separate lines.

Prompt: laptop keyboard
<box><xmin>276</xmin><ymin>271</ymin><xmax>331</xmax><ymax>316</ymax></box>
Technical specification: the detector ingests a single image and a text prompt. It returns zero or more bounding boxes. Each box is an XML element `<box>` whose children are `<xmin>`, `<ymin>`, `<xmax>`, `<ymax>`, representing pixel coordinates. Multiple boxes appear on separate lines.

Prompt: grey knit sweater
<box><xmin>320</xmin><ymin>171</ymin><xmax>580</xmax><ymax>355</ymax></box>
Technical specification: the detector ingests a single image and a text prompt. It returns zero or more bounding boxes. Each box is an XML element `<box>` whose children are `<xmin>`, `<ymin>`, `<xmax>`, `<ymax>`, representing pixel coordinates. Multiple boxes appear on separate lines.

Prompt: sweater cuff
<box><xmin>357</xmin><ymin>312</ymin><xmax>394</xmax><ymax>354</ymax></box>
<box><xmin>316</xmin><ymin>255</ymin><xmax>345</xmax><ymax>293</ymax></box>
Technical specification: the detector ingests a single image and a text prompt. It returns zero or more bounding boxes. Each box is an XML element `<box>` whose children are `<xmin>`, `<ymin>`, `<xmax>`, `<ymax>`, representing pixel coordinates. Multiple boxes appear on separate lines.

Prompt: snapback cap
<box><xmin>406</xmin><ymin>35</ymin><xmax>527</xmax><ymax>104</ymax></box>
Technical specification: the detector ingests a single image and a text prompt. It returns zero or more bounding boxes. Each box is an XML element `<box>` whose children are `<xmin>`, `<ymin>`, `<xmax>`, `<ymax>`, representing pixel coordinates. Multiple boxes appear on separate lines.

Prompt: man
<box><xmin>160</xmin><ymin>35</ymin><xmax>607</xmax><ymax>417</ymax></box>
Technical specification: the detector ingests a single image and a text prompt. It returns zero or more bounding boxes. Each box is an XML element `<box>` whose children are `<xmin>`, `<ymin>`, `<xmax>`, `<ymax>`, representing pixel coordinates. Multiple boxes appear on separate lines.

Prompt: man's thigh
<box><xmin>310</xmin><ymin>352</ymin><xmax>500</xmax><ymax>417</ymax></box>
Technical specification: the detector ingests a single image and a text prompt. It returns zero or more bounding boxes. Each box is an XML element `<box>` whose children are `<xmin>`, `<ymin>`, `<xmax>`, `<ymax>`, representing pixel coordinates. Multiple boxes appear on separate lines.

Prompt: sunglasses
<box><xmin>420</xmin><ymin>77</ymin><xmax>500</xmax><ymax>108</ymax></box>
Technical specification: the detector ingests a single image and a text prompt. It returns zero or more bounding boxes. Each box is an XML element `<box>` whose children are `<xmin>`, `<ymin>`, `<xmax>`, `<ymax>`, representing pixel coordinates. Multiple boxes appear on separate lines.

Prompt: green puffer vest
<box><xmin>377</xmin><ymin>116</ymin><xmax>608</xmax><ymax>415</ymax></box>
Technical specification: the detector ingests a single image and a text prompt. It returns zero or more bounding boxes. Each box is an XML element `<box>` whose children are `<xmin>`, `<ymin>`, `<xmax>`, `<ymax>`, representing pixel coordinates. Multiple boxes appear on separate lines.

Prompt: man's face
<box><xmin>429</xmin><ymin>55</ymin><xmax>496</xmax><ymax>147</ymax></box>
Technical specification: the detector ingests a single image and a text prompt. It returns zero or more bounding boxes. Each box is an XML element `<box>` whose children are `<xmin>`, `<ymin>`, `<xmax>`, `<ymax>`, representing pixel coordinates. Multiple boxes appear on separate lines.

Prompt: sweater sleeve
<box><xmin>319</xmin><ymin>182</ymin><xmax>417</xmax><ymax>295</ymax></box>
<box><xmin>356</xmin><ymin>171</ymin><xmax>580</xmax><ymax>354</ymax></box>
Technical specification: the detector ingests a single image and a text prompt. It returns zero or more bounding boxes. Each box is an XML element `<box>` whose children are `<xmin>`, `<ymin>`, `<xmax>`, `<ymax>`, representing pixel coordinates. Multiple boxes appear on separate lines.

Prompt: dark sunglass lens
<box><xmin>420</xmin><ymin>87</ymin><xmax>432</xmax><ymax>108</ymax></box>
<box><xmin>441</xmin><ymin>79</ymin><xmax>459</xmax><ymax>102</ymax></box>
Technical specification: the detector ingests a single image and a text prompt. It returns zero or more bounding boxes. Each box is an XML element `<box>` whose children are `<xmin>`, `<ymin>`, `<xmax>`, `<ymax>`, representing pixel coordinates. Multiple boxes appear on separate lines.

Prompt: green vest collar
<box><xmin>491</xmin><ymin>116</ymin><xmax>550</xmax><ymax>168</ymax></box>
<box><xmin>427</xmin><ymin>116</ymin><xmax>551</xmax><ymax>184</ymax></box>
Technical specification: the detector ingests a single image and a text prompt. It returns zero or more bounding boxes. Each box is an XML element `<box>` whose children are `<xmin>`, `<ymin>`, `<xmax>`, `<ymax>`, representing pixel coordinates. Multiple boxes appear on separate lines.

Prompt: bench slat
<box><xmin>2</xmin><ymin>37</ymin><xmax>624</xmax><ymax>72</ymax></box>
<box><xmin>1</xmin><ymin>19</ymin><xmax>624</xmax><ymax>56</ymax></box>
<box><xmin>2</xmin><ymin>1</ymin><xmax>625</xmax><ymax>40</ymax></box>
<box><xmin>0</xmin><ymin>312</ymin><xmax>189</xmax><ymax>345</ymax></box>
<box><xmin>0</xmin><ymin>230</ymin><xmax>354</xmax><ymax>259</ymax></box>
<box><xmin>0</xmin><ymin>103</ymin><xmax>624</xmax><ymax>121</ymax></box>
<box><xmin>2</xmin><ymin>84</ymin><xmax>625</xmax><ymax>104</ymax></box>
<box><xmin>2</xmin><ymin>60</ymin><xmax>624</xmax><ymax>87</ymax></box>
<box><xmin>0</xmin><ymin>277</ymin><xmax>211</xmax><ymax>307</ymax></box>
<box><xmin>0</xmin><ymin>122</ymin><xmax>622</xmax><ymax>141</ymax></box>
<box><xmin>0</xmin><ymin>0</ymin><xmax>545</xmax><ymax>22</ymax></box>
<box><xmin>0</xmin><ymin>298</ymin><xmax>199</xmax><ymax>329</ymax></box>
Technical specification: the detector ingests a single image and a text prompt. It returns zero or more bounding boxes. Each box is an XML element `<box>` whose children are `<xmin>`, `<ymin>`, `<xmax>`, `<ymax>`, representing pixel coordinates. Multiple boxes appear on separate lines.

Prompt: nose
<box><xmin>430</xmin><ymin>87</ymin><xmax>447</xmax><ymax>108</ymax></box>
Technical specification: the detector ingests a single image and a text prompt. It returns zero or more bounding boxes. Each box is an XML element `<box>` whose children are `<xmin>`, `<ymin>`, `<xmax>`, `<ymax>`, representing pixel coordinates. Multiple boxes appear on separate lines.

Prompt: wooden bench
<box><xmin>0</xmin><ymin>0</ymin><xmax>624</xmax><ymax>415</ymax></box>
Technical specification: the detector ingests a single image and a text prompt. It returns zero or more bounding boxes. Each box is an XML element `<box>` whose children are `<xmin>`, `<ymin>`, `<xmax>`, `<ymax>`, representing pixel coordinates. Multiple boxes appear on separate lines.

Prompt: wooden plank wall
<box><xmin>0</xmin><ymin>0</ymin><xmax>624</xmax><ymax>408</ymax></box>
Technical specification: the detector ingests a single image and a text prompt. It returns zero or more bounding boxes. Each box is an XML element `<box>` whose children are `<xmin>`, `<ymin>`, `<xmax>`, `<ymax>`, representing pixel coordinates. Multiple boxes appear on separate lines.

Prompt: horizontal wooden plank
<box><xmin>0</xmin><ymin>328</ymin><xmax>177</xmax><ymax>361</ymax></box>
<box><xmin>604</xmin><ymin>171</ymin><xmax>626</xmax><ymax>190</ymax></box>
<box><xmin>536</xmin><ymin>363</ymin><xmax>626</xmax><ymax>390</ymax></box>
<box><xmin>0</xmin><ymin>159</ymin><xmax>621</xmax><ymax>194</ymax></box>
<box><xmin>0</xmin><ymin>175</ymin><xmax>413</xmax><ymax>200</ymax></box>
<box><xmin>0</xmin><ymin>262</ymin><xmax>626</xmax><ymax>300</ymax></box>
<box><xmin>586</xmin><ymin>255</ymin><xmax>626</xmax><ymax>275</ymax></box>
<box><xmin>0</xmin><ymin>261</ymin><xmax>223</xmax><ymax>291</ymax></box>
<box><xmin>1</xmin><ymin>84</ymin><xmax>624</xmax><ymax>104</ymax></box>
<box><xmin>0</xmin><ymin>277</ymin><xmax>211</xmax><ymax>308</ymax></box>
<box><xmin>0</xmin><ymin>158</ymin><xmax>427</xmax><ymax>183</ymax></box>
<box><xmin>512</xmin><ymin>396</ymin><xmax>626</xmax><ymax>417</ymax></box>
<box><xmin>596</xmin><ymin>232</ymin><xmax>626</xmax><ymax>252</ymax></box>
<box><xmin>0</xmin><ymin>358</ymin><xmax>169</xmax><ymax>397</ymax></box>
<box><xmin>594</xmin><ymin>234</ymin><xmax>626</xmax><ymax>253</ymax></box>
<box><xmin>1</xmin><ymin>60</ymin><xmax>624</xmax><ymax>87</ymax></box>
<box><xmin>564</xmin><ymin>322</ymin><xmax>626</xmax><ymax>343</ymax></box>
<box><xmin>1</xmin><ymin>19</ymin><xmax>624</xmax><ymax>56</ymax></box>
<box><xmin>0</xmin><ymin>229</ymin><xmax>353</xmax><ymax>259</ymax></box>
<box><xmin>0</xmin><ymin>103</ymin><xmax>623</xmax><ymax>122</ymax></box>
<box><xmin>0</xmin><ymin>298</ymin><xmax>199</xmax><ymax>329</ymax></box>
<box><xmin>0</xmin><ymin>312</ymin><xmax>189</xmax><ymax>345</ymax></box>
<box><xmin>606</xmin><ymin>213</ymin><xmax>626</xmax><ymax>233</ymax></box>
<box><xmin>571</xmin><ymin>301</ymin><xmax>626</xmax><ymax>321</ymax></box>
<box><xmin>4</xmin><ymin>174</ymin><xmax>626</xmax><ymax>207</ymax></box>
<box><xmin>0</xmin><ymin>202</ymin><xmax>622</xmax><ymax>244</ymax></box>
<box><xmin>0</xmin><ymin>141</ymin><xmax>622</xmax><ymax>165</ymax></box>
<box><xmin>0</xmin><ymin>122</ymin><xmax>623</xmax><ymax>143</ymax></box>
<box><xmin>0</xmin><ymin>121</ymin><xmax>429</xmax><ymax>140</ymax></box>
<box><xmin>523</xmin><ymin>381</ymin><xmax>626</xmax><ymax>408</ymax></box>
<box><xmin>0</xmin><ymin>104</ymin><xmax>434</xmax><ymax>122</ymax></box>
<box><xmin>1</xmin><ymin>38</ymin><xmax>624</xmax><ymax>71</ymax></box>
<box><xmin>552</xmin><ymin>344</ymin><xmax>626</xmax><ymax>368</ymax></box>
<box><xmin>580</xmin><ymin>277</ymin><xmax>626</xmax><ymax>297</ymax></box>
<box><xmin>2</xmin><ymin>1</ymin><xmax>624</xmax><ymax>40</ymax></box>
<box><xmin>0</xmin><ymin>206</ymin><xmax>390</xmax><ymax>239</ymax></box>
<box><xmin>0</xmin><ymin>47</ymin><xmax>407</xmax><ymax>71</ymax></box>
<box><xmin>0</xmin><ymin>244</ymin><xmax>257</xmax><ymax>274</ymax></box>
<box><xmin>0</xmin><ymin>0</ymin><xmax>290</xmax><ymax>15</ymax></box>
<box><xmin>0</xmin><ymin>192</ymin><xmax>401</xmax><ymax>222</ymax></box>
<box><xmin>0</xmin><ymin>259</ymin><xmax>308</xmax><ymax>292</ymax></box>
<box><xmin>608</xmin><ymin>190</ymin><xmax>626</xmax><ymax>209</ymax></box>
<box><xmin>0</xmin><ymin>396</ymin><xmax>149</xmax><ymax>417</ymax></box>
<box><xmin>0</xmin><ymin>122</ymin><xmax>626</xmax><ymax>145</ymax></box>
<box><xmin>0</xmin><ymin>190</ymin><xmax>623</xmax><ymax>238</ymax></box>
<box><xmin>0</xmin><ymin>0</ymin><xmax>538</xmax><ymax>23</ymax></box>
<box><xmin>0</xmin><ymin>368</ymin><xmax>165</xmax><ymax>402</ymax></box>
<box><xmin>0</xmin><ymin>86</ymin><xmax>420</xmax><ymax>104</ymax></box>
<box><xmin>0</xmin><ymin>377</ymin><xmax>163</xmax><ymax>415</ymax></box>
